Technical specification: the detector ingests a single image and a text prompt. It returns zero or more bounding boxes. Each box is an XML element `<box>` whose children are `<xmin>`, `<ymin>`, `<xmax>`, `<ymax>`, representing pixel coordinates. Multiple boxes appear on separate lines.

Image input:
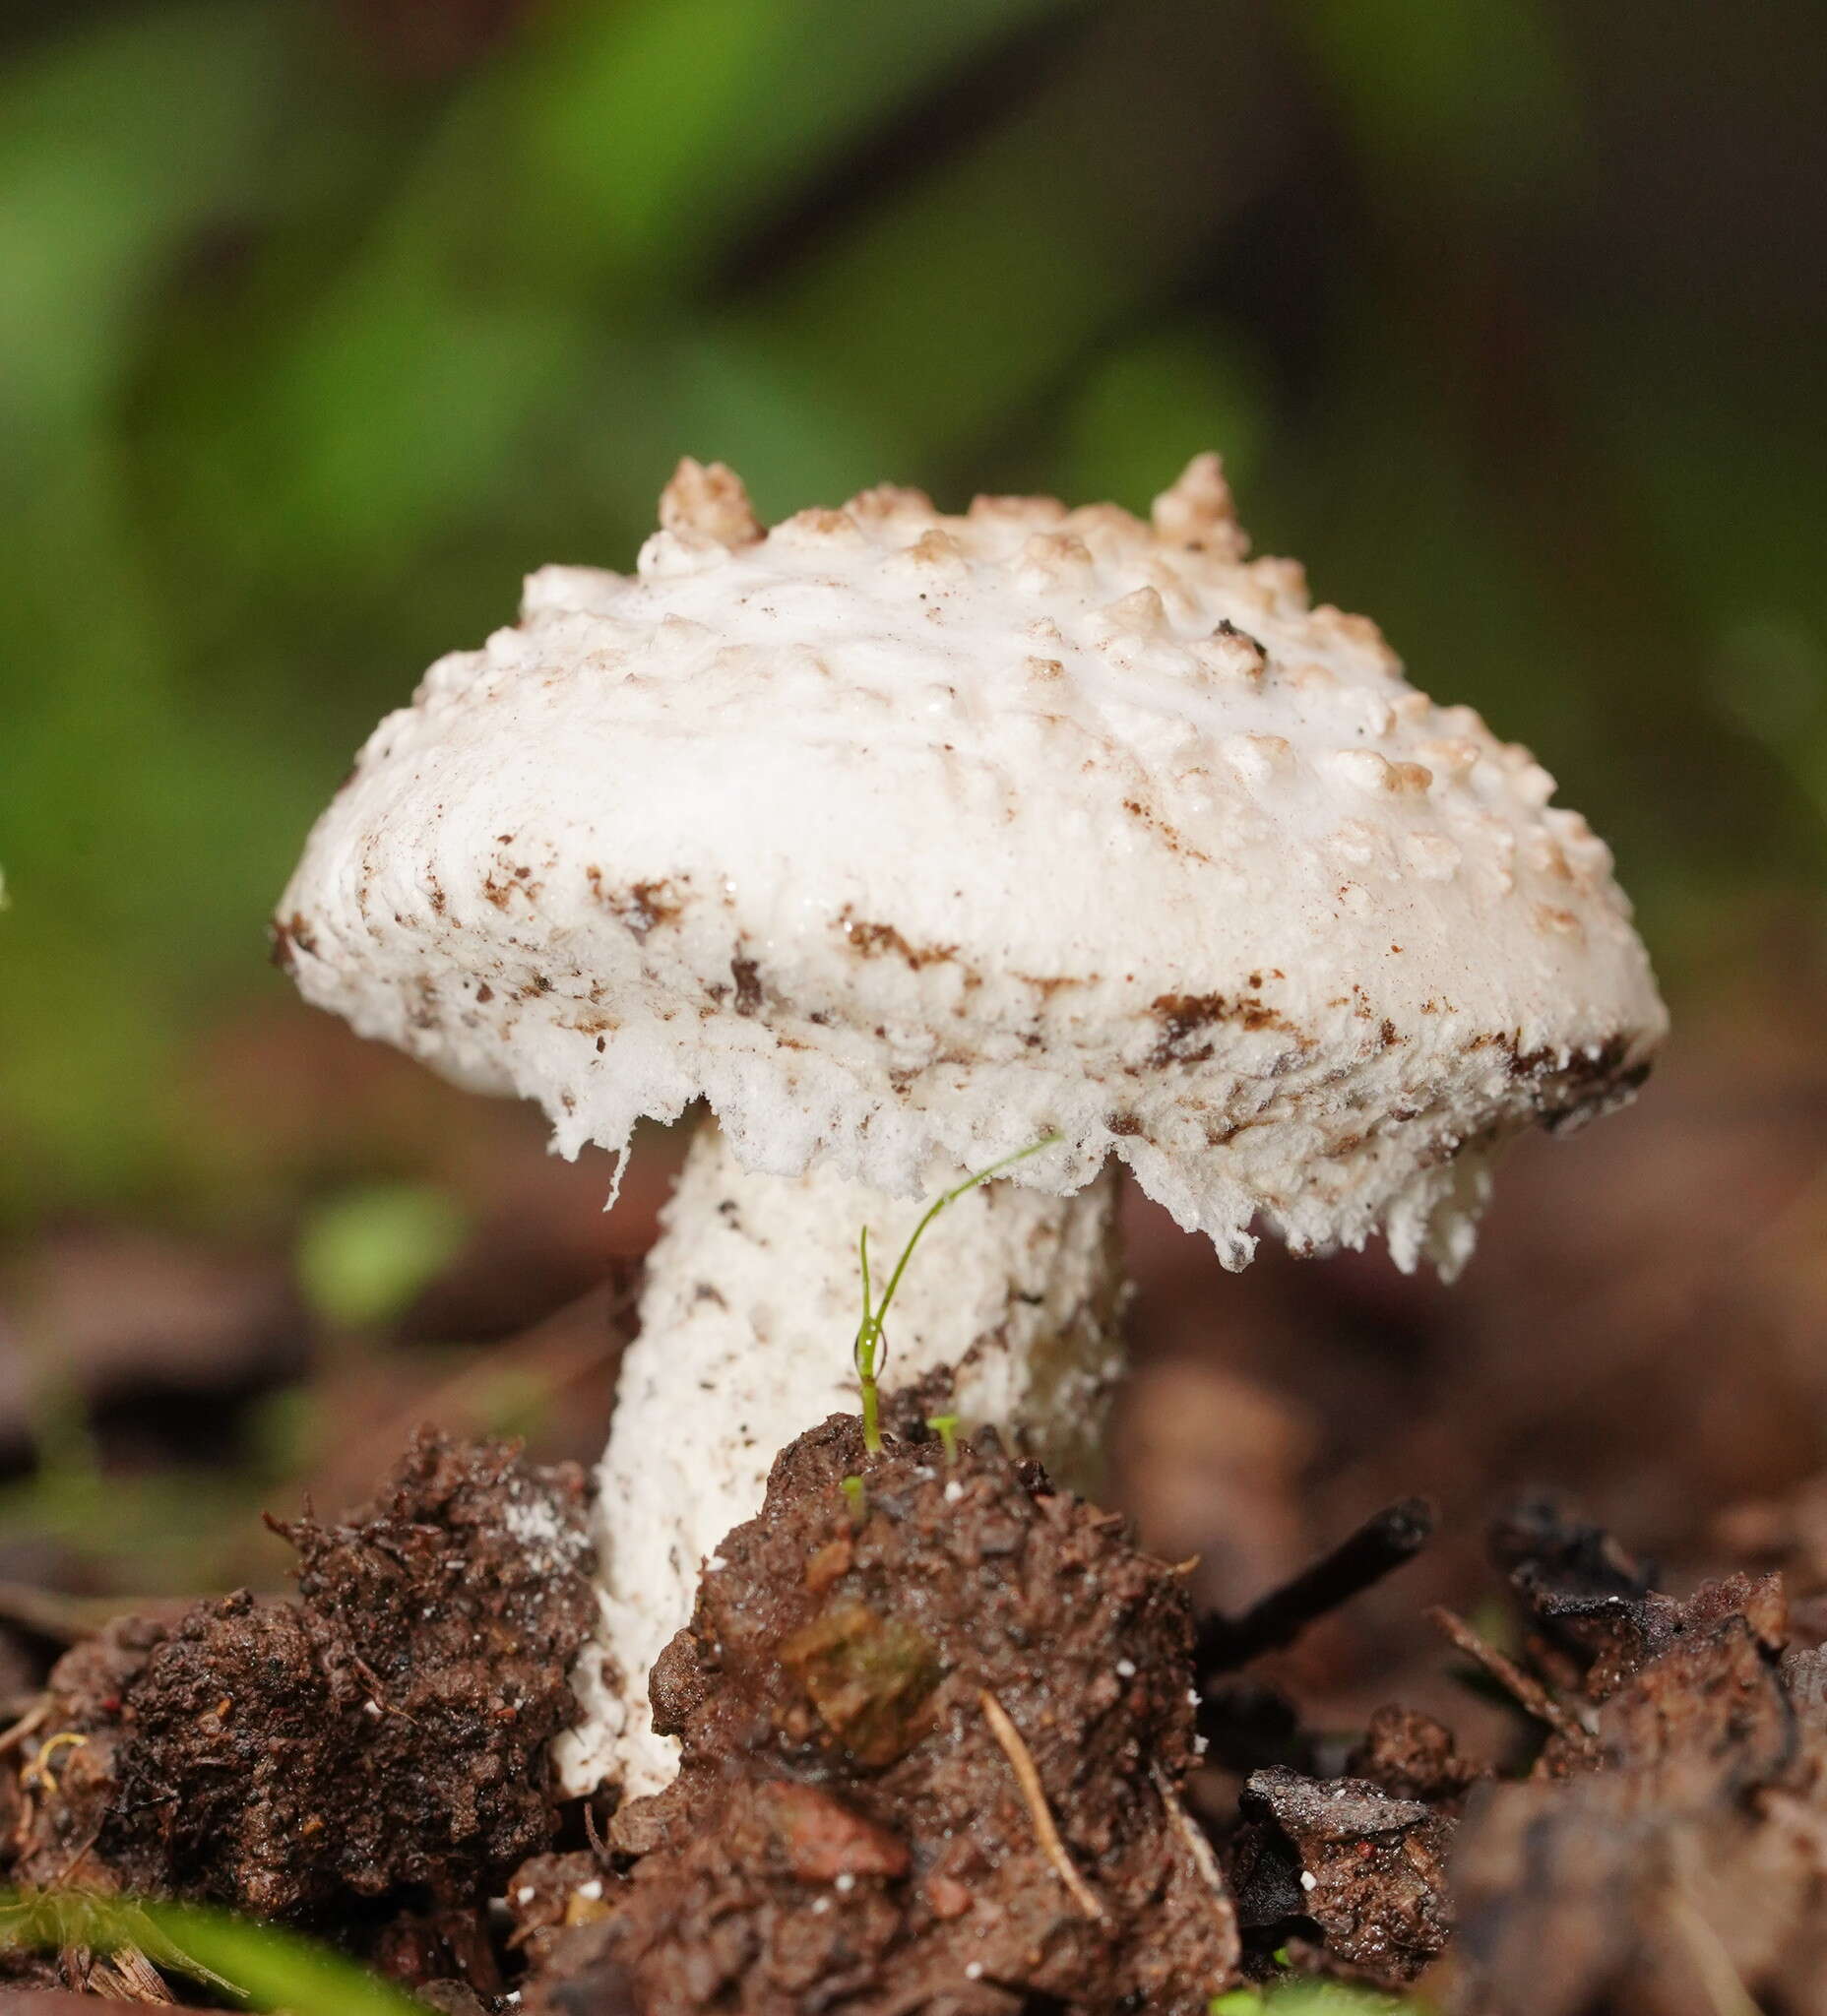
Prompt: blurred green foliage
<box><xmin>2</xmin><ymin>0</ymin><xmax>1822</xmax><ymax>1229</ymax></box>
<box><xmin>1210</xmin><ymin>1984</ymin><xmax>1410</xmax><ymax>2016</ymax></box>
<box><xmin>2</xmin><ymin>1890</ymin><xmax>422</xmax><ymax>2012</ymax></box>
<box><xmin>294</xmin><ymin>1179</ymin><xmax>469</xmax><ymax>1329</ymax></box>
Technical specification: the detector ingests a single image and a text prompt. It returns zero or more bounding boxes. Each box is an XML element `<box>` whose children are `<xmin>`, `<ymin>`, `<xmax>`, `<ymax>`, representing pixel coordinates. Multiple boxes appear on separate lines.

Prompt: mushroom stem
<box><xmin>553</xmin><ymin>1117</ymin><xmax>1127</xmax><ymax>1799</ymax></box>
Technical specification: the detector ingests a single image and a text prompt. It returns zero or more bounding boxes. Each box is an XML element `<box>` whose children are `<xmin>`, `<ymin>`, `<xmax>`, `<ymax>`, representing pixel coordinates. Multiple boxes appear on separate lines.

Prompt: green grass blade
<box><xmin>0</xmin><ymin>1892</ymin><xmax>422</xmax><ymax>2015</ymax></box>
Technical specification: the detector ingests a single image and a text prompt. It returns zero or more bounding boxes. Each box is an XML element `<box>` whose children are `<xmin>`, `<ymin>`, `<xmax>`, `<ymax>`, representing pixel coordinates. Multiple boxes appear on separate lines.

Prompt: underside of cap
<box><xmin>276</xmin><ymin>457</ymin><xmax>1667</xmax><ymax>1276</ymax></box>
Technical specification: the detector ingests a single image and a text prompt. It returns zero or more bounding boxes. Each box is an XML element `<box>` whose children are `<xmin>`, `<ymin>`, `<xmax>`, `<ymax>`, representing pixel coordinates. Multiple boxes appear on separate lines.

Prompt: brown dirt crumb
<box><xmin>2</xmin><ymin>1431</ymin><xmax>593</xmax><ymax>1936</ymax></box>
<box><xmin>1228</xmin><ymin>1766</ymin><xmax>1453</xmax><ymax>1985</ymax></box>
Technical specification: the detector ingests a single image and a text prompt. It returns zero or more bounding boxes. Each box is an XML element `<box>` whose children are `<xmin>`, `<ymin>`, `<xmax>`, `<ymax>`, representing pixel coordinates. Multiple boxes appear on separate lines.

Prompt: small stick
<box><xmin>1662</xmin><ymin>1893</ymin><xmax>1761</xmax><ymax>2016</ymax></box>
<box><xmin>0</xmin><ymin>1699</ymin><xmax>51</xmax><ymax>1755</ymax></box>
<box><xmin>0</xmin><ymin>1581</ymin><xmax>113</xmax><ymax>1645</ymax></box>
<box><xmin>1198</xmin><ymin>1497</ymin><xmax>1435</xmax><ymax>1670</ymax></box>
<box><xmin>42</xmin><ymin>1822</ymin><xmax>105</xmax><ymax>1894</ymax></box>
<box><xmin>978</xmin><ymin>1689</ymin><xmax>1105</xmax><ymax>1922</ymax></box>
<box><xmin>1428</xmin><ymin>1605</ymin><xmax>1598</xmax><ymax>1755</ymax></box>
<box><xmin>1150</xmin><ymin>1761</ymin><xmax>1232</xmax><ymax>1922</ymax></box>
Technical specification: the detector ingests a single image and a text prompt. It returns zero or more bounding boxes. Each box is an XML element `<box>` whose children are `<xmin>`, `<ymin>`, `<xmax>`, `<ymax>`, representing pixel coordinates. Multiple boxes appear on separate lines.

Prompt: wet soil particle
<box><xmin>1228</xmin><ymin>1766</ymin><xmax>1453</xmax><ymax>1985</ymax></box>
<box><xmin>1345</xmin><ymin>1705</ymin><xmax>1484</xmax><ymax>1809</ymax></box>
<box><xmin>5</xmin><ymin>1433</ymin><xmax>593</xmax><ymax>1927</ymax></box>
<box><xmin>524</xmin><ymin>1413</ymin><xmax>1237</xmax><ymax>2015</ymax></box>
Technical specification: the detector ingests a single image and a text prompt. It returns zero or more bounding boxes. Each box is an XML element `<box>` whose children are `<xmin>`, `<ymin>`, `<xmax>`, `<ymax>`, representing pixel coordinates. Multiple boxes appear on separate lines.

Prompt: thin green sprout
<box><xmin>0</xmin><ymin>1890</ymin><xmax>420</xmax><ymax>2014</ymax></box>
<box><xmin>851</xmin><ymin>1134</ymin><xmax>1062</xmax><ymax>1455</ymax></box>
<box><xmin>856</xmin><ymin>1224</ymin><xmax>881</xmax><ymax>1453</ymax></box>
<box><xmin>839</xmin><ymin>1474</ymin><xmax>868</xmax><ymax>1525</ymax></box>
<box><xmin>925</xmin><ymin>1414</ymin><xmax>962</xmax><ymax>1466</ymax></box>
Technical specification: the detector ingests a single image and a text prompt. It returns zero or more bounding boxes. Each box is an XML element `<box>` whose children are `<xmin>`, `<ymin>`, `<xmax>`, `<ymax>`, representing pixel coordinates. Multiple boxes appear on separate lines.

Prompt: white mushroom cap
<box><xmin>276</xmin><ymin>456</ymin><xmax>1666</xmax><ymax>1274</ymax></box>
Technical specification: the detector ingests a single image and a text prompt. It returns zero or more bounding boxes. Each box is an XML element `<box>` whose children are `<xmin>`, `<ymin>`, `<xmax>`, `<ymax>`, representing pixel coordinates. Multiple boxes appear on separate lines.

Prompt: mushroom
<box><xmin>275</xmin><ymin>455</ymin><xmax>1667</xmax><ymax>1798</ymax></box>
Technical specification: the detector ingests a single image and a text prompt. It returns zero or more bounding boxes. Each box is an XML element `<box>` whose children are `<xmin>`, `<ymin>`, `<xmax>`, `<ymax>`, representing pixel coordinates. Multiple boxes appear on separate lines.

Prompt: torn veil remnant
<box><xmin>276</xmin><ymin>454</ymin><xmax>1666</xmax><ymax>1798</ymax></box>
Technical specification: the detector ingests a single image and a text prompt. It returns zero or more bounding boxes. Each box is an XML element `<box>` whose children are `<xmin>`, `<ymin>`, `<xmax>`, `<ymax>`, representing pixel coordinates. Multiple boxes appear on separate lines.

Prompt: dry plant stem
<box><xmin>1200</xmin><ymin>1497</ymin><xmax>1434</xmax><ymax>1670</ymax></box>
<box><xmin>94</xmin><ymin>1943</ymin><xmax>172</xmax><ymax>2003</ymax></box>
<box><xmin>1151</xmin><ymin>1760</ymin><xmax>1231</xmax><ymax>1915</ymax></box>
<box><xmin>979</xmin><ymin>1688</ymin><xmax>1107</xmax><ymax>1922</ymax></box>
<box><xmin>1663</xmin><ymin>1893</ymin><xmax>1763</xmax><ymax>2016</ymax></box>
<box><xmin>44</xmin><ymin>1824</ymin><xmax>104</xmax><ymax>1892</ymax></box>
<box><xmin>0</xmin><ymin>1583</ymin><xmax>121</xmax><ymax>1646</ymax></box>
<box><xmin>1428</xmin><ymin>1605</ymin><xmax>1598</xmax><ymax>1755</ymax></box>
<box><xmin>0</xmin><ymin>1699</ymin><xmax>51</xmax><ymax>1754</ymax></box>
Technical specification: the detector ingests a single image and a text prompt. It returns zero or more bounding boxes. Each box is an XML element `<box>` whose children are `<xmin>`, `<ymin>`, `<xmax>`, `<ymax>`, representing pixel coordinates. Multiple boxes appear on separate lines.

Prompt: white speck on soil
<box><xmin>503</xmin><ymin>1485</ymin><xmax>587</xmax><ymax>1577</ymax></box>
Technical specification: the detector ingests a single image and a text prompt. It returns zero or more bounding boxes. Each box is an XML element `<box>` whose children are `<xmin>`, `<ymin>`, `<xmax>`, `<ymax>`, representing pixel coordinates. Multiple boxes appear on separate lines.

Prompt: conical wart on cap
<box><xmin>276</xmin><ymin>455</ymin><xmax>1666</xmax><ymax>1274</ymax></box>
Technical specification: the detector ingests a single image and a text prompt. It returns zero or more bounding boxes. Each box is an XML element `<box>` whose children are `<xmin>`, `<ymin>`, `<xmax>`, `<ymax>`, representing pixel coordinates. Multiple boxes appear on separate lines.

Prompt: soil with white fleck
<box><xmin>1</xmin><ymin>1432</ymin><xmax>593</xmax><ymax>1998</ymax></box>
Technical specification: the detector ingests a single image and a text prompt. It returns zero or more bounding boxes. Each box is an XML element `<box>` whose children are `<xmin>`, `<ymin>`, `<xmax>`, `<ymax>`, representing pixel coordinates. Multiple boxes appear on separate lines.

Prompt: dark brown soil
<box><xmin>1215</xmin><ymin>1498</ymin><xmax>1827</xmax><ymax>2011</ymax></box>
<box><xmin>1228</xmin><ymin>1765</ymin><xmax>1455</xmax><ymax>1983</ymax></box>
<box><xmin>521</xmin><ymin>1411</ymin><xmax>1238</xmax><ymax>2016</ymax></box>
<box><xmin>1439</xmin><ymin>1562</ymin><xmax>1827</xmax><ymax>2014</ymax></box>
<box><xmin>16</xmin><ymin>1417</ymin><xmax>1827</xmax><ymax>2013</ymax></box>
<box><xmin>2</xmin><ymin>1431</ymin><xmax>593</xmax><ymax>1996</ymax></box>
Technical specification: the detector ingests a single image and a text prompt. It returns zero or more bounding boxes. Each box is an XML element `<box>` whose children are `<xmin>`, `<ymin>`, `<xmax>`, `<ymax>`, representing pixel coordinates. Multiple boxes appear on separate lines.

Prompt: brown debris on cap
<box><xmin>657</xmin><ymin>456</ymin><xmax>762</xmax><ymax>546</ymax></box>
<box><xmin>278</xmin><ymin>448</ymin><xmax>1665</xmax><ymax>1283</ymax></box>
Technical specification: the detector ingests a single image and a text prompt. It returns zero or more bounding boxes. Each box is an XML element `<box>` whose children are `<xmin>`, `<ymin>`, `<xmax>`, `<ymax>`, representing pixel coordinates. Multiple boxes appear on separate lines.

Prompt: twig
<box><xmin>0</xmin><ymin>1698</ymin><xmax>51</xmax><ymax>1755</ymax></box>
<box><xmin>0</xmin><ymin>1581</ymin><xmax>114</xmax><ymax>1646</ymax></box>
<box><xmin>1199</xmin><ymin>1498</ymin><xmax>1435</xmax><ymax>1670</ymax></box>
<box><xmin>1758</xmin><ymin>1788</ymin><xmax>1827</xmax><ymax>1873</ymax></box>
<box><xmin>978</xmin><ymin>1689</ymin><xmax>1105</xmax><ymax>1922</ymax></box>
<box><xmin>1150</xmin><ymin>1761</ymin><xmax>1233</xmax><ymax>1931</ymax></box>
<box><xmin>1663</xmin><ymin>1893</ymin><xmax>1761</xmax><ymax>2016</ymax></box>
<box><xmin>43</xmin><ymin>1822</ymin><xmax>105</xmax><ymax>1893</ymax></box>
<box><xmin>1428</xmin><ymin>1605</ymin><xmax>1598</xmax><ymax>1756</ymax></box>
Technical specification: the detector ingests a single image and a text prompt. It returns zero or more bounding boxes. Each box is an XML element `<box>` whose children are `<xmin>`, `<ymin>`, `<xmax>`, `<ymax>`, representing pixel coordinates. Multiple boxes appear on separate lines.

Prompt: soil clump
<box><xmin>2</xmin><ymin>1432</ymin><xmax>593</xmax><ymax>1999</ymax></box>
<box><xmin>521</xmin><ymin>1411</ymin><xmax>1237</xmax><ymax>2015</ymax></box>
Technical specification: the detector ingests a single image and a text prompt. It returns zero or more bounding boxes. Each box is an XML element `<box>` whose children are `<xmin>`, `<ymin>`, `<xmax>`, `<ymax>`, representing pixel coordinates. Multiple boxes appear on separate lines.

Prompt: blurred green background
<box><xmin>4</xmin><ymin>0</ymin><xmax>1824</xmax><ymax>1229</ymax></box>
